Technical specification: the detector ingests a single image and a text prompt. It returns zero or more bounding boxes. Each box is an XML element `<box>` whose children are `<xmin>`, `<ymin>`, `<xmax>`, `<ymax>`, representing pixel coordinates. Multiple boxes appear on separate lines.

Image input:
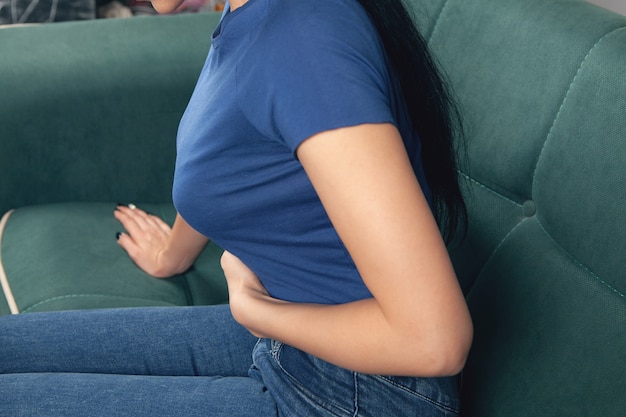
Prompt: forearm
<box><xmin>232</xmin><ymin>293</ymin><xmax>468</xmax><ymax>377</ymax></box>
<box><xmin>158</xmin><ymin>213</ymin><xmax>209</xmax><ymax>276</ymax></box>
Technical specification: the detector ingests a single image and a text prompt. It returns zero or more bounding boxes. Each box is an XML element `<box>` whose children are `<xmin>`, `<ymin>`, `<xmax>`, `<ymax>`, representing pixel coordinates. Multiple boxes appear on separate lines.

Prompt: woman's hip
<box><xmin>251</xmin><ymin>339</ymin><xmax>461</xmax><ymax>417</ymax></box>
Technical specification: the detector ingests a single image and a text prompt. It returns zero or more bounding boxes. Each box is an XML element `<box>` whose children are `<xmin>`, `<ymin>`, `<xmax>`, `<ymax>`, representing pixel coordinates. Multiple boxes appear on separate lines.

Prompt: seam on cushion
<box><xmin>535</xmin><ymin>219</ymin><xmax>625</xmax><ymax>301</ymax></box>
<box><xmin>181</xmin><ymin>272</ymin><xmax>195</xmax><ymax>306</ymax></box>
<box><xmin>465</xmin><ymin>216</ymin><xmax>530</xmax><ymax>301</ymax></box>
<box><xmin>21</xmin><ymin>294</ymin><xmax>182</xmax><ymax>313</ymax></box>
<box><xmin>426</xmin><ymin>0</ymin><xmax>451</xmax><ymax>46</ymax></box>
<box><xmin>460</xmin><ymin>171</ymin><xmax>522</xmax><ymax>208</ymax></box>
<box><xmin>531</xmin><ymin>26</ymin><xmax>626</xmax><ymax>187</ymax></box>
<box><xmin>0</xmin><ymin>209</ymin><xmax>19</xmax><ymax>314</ymax></box>
<box><xmin>459</xmin><ymin>170</ymin><xmax>524</xmax><ymax>300</ymax></box>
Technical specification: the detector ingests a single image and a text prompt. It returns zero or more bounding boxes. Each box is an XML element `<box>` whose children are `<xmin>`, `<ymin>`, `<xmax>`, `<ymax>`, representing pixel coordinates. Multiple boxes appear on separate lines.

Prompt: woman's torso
<box><xmin>173</xmin><ymin>0</ymin><xmax>429</xmax><ymax>304</ymax></box>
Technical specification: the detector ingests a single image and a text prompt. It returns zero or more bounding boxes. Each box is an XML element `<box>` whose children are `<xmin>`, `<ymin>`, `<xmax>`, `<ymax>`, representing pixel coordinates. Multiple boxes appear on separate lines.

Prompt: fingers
<box><xmin>115</xmin><ymin>204</ymin><xmax>164</xmax><ymax>230</ymax></box>
<box><xmin>150</xmin><ymin>213</ymin><xmax>173</xmax><ymax>235</ymax></box>
<box><xmin>113</xmin><ymin>204</ymin><xmax>172</xmax><ymax>245</ymax></box>
<box><xmin>112</xmin><ymin>203</ymin><xmax>189</xmax><ymax>278</ymax></box>
<box><xmin>115</xmin><ymin>204</ymin><xmax>152</xmax><ymax>230</ymax></box>
<box><xmin>115</xmin><ymin>229</ymin><xmax>139</xmax><ymax>256</ymax></box>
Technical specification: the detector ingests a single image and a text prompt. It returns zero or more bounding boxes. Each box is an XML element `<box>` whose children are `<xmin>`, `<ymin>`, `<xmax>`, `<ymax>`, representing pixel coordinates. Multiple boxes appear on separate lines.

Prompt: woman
<box><xmin>0</xmin><ymin>0</ymin><xmax>472</xmax><ymax>415</ymax></box>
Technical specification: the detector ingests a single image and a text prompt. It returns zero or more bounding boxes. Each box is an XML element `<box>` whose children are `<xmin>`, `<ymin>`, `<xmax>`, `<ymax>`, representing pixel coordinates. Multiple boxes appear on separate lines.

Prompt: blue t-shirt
<box><xmin>173</xmin><ymin>0</ymin><xmax>430</xmax><ymax>304</ymax></box>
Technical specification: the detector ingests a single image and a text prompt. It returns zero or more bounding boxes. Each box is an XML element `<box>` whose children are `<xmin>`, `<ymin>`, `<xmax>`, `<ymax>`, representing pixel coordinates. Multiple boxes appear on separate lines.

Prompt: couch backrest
<box><xmin>408</xmin><ymin>0</ymin><xmax>626</xmax><ymax>415</ymax></box>
<box><xmin>0</xmin><ymin>14</ymin><xmax>217</xmax><ymax>214</ymax></box>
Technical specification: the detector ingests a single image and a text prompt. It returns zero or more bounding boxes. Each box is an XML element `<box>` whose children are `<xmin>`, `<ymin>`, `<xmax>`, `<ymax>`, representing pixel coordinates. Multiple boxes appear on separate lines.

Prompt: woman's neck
<box><xmin>230</xmin><ymin>0</ymin><xmax>248</xmax><ymax>11</ymax></box>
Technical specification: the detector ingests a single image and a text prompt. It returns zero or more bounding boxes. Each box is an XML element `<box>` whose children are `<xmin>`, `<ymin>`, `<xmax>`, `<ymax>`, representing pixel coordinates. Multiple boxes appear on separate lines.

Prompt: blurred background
<box><xmin>1</xmin><ymin>0</ymin><xmax>624</xmax><ymax>26</ymax></box>
<box><xmin>0</xmin><ymin>0</ymin><xmax>225</xmax><ymax>25</ymax></box>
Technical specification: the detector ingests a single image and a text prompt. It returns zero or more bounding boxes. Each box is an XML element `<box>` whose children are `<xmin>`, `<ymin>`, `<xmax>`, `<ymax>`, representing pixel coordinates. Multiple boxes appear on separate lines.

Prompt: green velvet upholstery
<box><xmin>0</xmin><ymin>203</ymin><xmax>228</xmax><ymax>314</ymax></box>
<box><xmin>413</xmin><ymin>0</ymin><xmax>626</xmax><ymax>415</ymax></box>
<box><xmin>0</xmin><ymin>13</ymin><xmax>228</xmax><ymax>315</ymax></box>
<box><xmin>0</xmin><ymin>0</ymin><xmax>624</xmax><ymax>415</ymax></box>
<box><xmin>0</xmin><ymin>13</ymin><xmax>218</xmax><ymax>215</ymax></box>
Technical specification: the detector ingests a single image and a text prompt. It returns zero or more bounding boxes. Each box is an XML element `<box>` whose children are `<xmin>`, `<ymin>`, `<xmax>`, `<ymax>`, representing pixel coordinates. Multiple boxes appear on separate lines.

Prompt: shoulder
<box><xmin>238</xmin><ymin>0</ymin><xmax>390</xmax><ymax>94</ymax></box>
<box><xmin>235</xmin><ymin>0</ymin><xmax>395</xmax><ymax>149</ymax></box>
<box><xmin>249</xmin><ymin>0</ymin><xmax>383</xmax><ymax>61</ymax></box>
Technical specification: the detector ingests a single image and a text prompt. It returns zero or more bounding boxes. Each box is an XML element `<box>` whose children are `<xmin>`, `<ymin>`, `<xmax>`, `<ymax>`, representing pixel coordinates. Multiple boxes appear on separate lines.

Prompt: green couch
<box><xmin>1</xmin><ymin>0</ymin><xmax>624</xmax><ymax>415</ymax></box>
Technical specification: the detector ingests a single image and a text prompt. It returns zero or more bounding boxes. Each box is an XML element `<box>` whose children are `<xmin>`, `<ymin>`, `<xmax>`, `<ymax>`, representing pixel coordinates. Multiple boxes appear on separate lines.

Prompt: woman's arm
<box><xmin>225</xmin><ymin>122</ymin><xmax>473</xmax><ymax>377</ymax></box>
<box><xmin>115</xmin><ymin>207</ymin><xmax>209</xmax><ymax>278</ymax></box>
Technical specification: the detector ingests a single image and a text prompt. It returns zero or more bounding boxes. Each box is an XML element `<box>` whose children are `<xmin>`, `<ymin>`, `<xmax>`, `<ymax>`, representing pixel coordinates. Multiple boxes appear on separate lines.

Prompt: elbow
<box><xmin>417</xmin><ymin>321</ymin><xmax>474</xmax><ymax>377</ymax></box>
<box><xmin>436</xmin><ymin>328</ymin><xmax>473</xmax><ymax>377</ymax></box>
<box><xmin>436</xmin><ymin>343</ymin><xmax>471</xmax><ymax>377</ymax></box>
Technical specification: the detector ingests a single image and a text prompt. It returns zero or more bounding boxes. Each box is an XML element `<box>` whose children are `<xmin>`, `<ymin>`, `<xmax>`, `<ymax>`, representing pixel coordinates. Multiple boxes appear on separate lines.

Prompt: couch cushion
<box><xmin>0</xmin><ymin>202</ymin><xmax>228</xmax><ymax>315</ymax></box>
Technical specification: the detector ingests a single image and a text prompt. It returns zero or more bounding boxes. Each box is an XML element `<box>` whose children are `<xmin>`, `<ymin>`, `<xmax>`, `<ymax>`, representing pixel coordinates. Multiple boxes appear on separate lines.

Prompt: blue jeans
<box><xmin>0</xmin><ymin>305</ymin><xmax>460</xmax><ymax>416</ymax></box>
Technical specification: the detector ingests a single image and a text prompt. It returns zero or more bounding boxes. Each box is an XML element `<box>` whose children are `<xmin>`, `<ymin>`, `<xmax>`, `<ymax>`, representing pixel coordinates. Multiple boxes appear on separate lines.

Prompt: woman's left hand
<box><xmin>220</xmin><ymin>251</ymin><xmax>273</xmax><ymax>337</ymax></box>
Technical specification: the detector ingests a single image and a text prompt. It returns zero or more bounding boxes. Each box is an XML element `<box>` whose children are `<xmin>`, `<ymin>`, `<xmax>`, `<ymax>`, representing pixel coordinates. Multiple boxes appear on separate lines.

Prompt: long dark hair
<box><xmin>357</xmin><ymin>0</ymin><xmax>467</xmax><ymax>244</ymax></box>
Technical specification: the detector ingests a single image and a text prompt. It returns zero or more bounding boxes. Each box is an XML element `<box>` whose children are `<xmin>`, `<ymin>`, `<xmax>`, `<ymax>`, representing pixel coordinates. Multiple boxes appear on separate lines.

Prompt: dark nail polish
<box><xmin>116</xmin><ymin>232</ymin><xmax>121</xmax><ymax>240</ymax></box>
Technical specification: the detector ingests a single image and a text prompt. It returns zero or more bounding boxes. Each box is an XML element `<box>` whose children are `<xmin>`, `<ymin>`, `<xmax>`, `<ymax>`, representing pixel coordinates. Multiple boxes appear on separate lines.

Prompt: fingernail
<box><xmin>116</xmin><ymin>232</ymin><xmax>122</xmax><ymax>240</ymax></box>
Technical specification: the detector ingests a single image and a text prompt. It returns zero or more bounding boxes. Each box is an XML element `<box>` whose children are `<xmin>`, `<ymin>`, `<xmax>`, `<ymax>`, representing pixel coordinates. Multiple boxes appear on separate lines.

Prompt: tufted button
<box><xmin>522</xmin><ymin>200</ymin><xmax>536</xmax><ymax>217</ymax></box>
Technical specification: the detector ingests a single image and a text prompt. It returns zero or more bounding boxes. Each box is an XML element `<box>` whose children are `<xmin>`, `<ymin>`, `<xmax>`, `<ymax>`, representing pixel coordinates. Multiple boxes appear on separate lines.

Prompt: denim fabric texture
<box><xmin>252</xmin><ymin>339</ymin><xmax>460</xmax><ymax>417</ymax></box>
<box><xmin>0</xmin><ymin>305</ymin><xmax>459</xmax><ymax>416</ymax></box>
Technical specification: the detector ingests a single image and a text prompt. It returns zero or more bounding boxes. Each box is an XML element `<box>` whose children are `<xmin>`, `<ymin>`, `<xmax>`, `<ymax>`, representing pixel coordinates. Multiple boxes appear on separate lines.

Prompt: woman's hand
<box><xmin>114</xmin><ymin>205</ymin><xmax>209</xmax><ymax>278</ymax></box>
<box><xmin>114</xmin><ymin>205</ymin><xmax>173</xmax><ymax>277</ymax></box>
<box><xmin>220</xmin><ymin>251</ymin><xmax>275</xmax><ymax>338</ymax></box>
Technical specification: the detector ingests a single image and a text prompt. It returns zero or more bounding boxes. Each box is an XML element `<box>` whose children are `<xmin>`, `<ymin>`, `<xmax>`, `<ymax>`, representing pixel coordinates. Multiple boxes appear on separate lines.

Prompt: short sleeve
<box><xmin>236</xmin><ymin>1</ymin><xmax>395</xmax><ymax>155</ymax></box>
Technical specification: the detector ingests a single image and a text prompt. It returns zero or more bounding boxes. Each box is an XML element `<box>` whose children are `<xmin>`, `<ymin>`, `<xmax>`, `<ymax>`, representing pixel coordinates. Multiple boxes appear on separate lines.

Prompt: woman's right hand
<box><xmin>114</xmin><ymin>205</ymin><xmax>209</xmax><ymax>278</ymax></box>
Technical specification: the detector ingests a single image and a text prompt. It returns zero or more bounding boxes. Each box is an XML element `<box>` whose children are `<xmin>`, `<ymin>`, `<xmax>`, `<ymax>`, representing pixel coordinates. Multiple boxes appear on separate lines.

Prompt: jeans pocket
<box><xmin>368</xmin><ymin>374</ymin><xmax>461</xmax><ymax>416</ymax></box>
<box><xmin>263</xmin><ymin>341</ymin><xmax>355</xmax><ymax>417</ymax></box>
<box><xmin>257</xmin><ymin>340</ymin><xmax>460</xmax><ymax>417</ymax></box>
